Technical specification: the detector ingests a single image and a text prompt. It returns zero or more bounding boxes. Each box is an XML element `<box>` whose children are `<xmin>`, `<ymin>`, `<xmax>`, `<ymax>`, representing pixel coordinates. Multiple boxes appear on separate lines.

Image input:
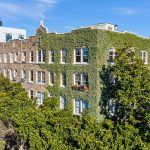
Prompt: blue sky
<box><xmin>0</xmin><ymin>0</ymin><xmax>150</xmax><ymax>37</ymax></box>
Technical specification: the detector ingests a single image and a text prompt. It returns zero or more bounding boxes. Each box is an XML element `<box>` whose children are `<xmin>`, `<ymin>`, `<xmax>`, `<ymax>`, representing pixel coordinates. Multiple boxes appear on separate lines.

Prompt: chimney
<box><xmin>0</xmin><ymin>21</ymin><xmax>2</xmax><ymax>26</ymax></box>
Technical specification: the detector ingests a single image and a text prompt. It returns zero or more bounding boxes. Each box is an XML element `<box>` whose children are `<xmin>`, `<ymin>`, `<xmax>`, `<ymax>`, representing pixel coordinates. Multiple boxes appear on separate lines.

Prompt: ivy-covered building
<box><xmin>0</xmin><ymin>22</ymin><xmax>149</xmax><ymax>117</ymax></box>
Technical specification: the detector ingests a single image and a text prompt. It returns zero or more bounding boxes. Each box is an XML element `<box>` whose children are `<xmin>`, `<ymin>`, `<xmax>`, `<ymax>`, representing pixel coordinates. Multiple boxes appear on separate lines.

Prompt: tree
<box><xmin>101</xmin><ymin>46</ymin><xmax>150</xmax><ymax>148</ymax></box>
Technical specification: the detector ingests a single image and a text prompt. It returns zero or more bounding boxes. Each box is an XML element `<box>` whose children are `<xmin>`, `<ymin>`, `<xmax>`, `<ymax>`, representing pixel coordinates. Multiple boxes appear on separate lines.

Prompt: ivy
<box><xmin>36</xmin><ymin>27</ymin><xmax>150</xmax><ymax>118</ymax></box>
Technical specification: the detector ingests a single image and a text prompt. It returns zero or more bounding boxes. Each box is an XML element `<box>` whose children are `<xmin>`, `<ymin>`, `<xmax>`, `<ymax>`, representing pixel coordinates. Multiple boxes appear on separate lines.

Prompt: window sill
<box><xmin>36</xmin><ymin>82</ymin><xmax>45</xmax><ymax>85</ymax></box>
<box><xmin>60</xmin><ymin>85</ymin><xmax>66</xmax><ymax>88</ymax></box>
<box><xmin>73</xmin><ymin>113</ymin><xmax>81</xmax><ymax>116</ymax></box>
<box><xmin>73</xmin><ymin>62</ymin><xmax>88</xmax><ymax>65</ymax></box>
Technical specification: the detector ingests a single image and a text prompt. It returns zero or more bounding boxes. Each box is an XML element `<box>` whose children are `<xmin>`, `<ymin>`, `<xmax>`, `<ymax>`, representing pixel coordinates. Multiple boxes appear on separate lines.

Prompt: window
<box><xmin>29</xmin><ymin>90</ymin><xmax>34</xmax><ymax>98</ymax></box>
<box><xmin>60</xmin><ymin>96</ymin><xmax>66</xmax><ymax>109</ymax></box>
<box><xmin>12</xmin><ymin>70</ymin><xmax>17</xmax><ymax>80</ymax></box>
<box><xmin>30</xmin><ymin>51</ymin><xmax>34</xmax><ymax>62</ymax></box>
<box><xmin>49</xmin><ymin>49</ymin><xmax>54</xmax><ymax>63</ymax></box>
<box><xmin>3</xmin><ymin>69</ymin><xmax>6</xmax><ymax>77</ymax></box>
<box><xmin>22</xmin><ymin>51</ymin><xmax>26</xmax><ymax>62</ymax></box>
<box><xmin>29</xmin><ymin>70</ymin><xmax>34</xmax><ymax>82</ymax></box>
<box><xmin>109</xmin><ymin>48</ymin><xmax>115</xmax><ymax>64</ymax></box>
<box><xmin>18</xmin><ymin>34</ymin><xmax>24</xmax><ymax>39</ymax></box>
<box><xmin>37</xmin><ymin>49</ymin><xmax>46</xmax><ymax>63</ymax></box>
<box><xmin>6</xmin><ymin>33</ymin><xmax>12</xmax><ymax>41</ymax></box>
<box><xmin>74</xmin><ymin>99</ymin><xmax>88</xmax><ymax>115</ymax></box>
<box><xmin>21</xmin><ymin>70</ymin><xmax>26</xmax><ymax>79</ymax></box>
<box><xmin>37</xmin><ymin>92</ymin><xmax>45</xmax><ymax>105</ymax></box>
<box><xmin>10</xmin><ymin>53</ymin><xmax>14</xmax><ymax>63</ymax></box>
<box><xmin>0</xmin><ymin>53</ymin><xmax>2</xmax><ymax>63</ymax></box>
<box><xmin>108</xmin><ymin>99</ymin><xmax>115</xmax><ymax>117</ymax></box>
<box><xmin>74</xmin><ymin>73</ymin><xmax>88</xmax><ymax>86</ymax></box>
<box><xmin>60</xmin><ymin>73</ymin><xmax>66</xmax><ymax>87</ymax></box>
<box><xmin>141</xmin><ymin>51</ymin><xmax>148</xmax><ymax>64</ymax></box>
<box><xmin>14</xmin><ymin>52</ymin><xmax>18</xmax><ymax>62</ymax></box>
<box><xmin>4</xmin><ymin>53</ymin><xmax>8</xmax><ymax>63</ymax></box>
<box><xmin>37</xmin><ymin>71</ymin><xmax>45</xmax><ymax>84</ymax></box>
<box><xmin>10</xmin><ymin>69</ymin><xmax>14</xmax><ymax>80</ymax></box>
<box><xmin>61</xmin><ymin>49</ymin><xmax>67</xmax><ymax>63</ymax></box>
<box><xmin>49</xmin><ymin>72</ymin><xmax>54</xmax><ymax>85</ymax></box>
<box><xmin>75</xmin><ymin>47</ymin><xmax>88</xmax><ymax>63</ymax></box>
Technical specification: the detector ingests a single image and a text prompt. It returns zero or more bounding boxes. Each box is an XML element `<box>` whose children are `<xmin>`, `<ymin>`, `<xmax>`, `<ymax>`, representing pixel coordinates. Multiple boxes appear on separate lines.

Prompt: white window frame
<box><xmin>37</xmin><ymin>49</ymin><xmax>46</xmax><ymax>63</ymax></box>
<box><xmin>141</xmin><ymin>51</ymin><xmax>148</xmax><ymax>64</ymax></box>
<box><xmin>60</xmin><ymin>96</ymin><xmax>66</xmax><ymax>109</ymax></box>
<box><xmin>49</xmin><ymin>49</ymin><xmax>54</xmax><ymax>63</ymax></box>
<box><xmin>49</xmin><ymin>72</ymin><xmax>54</xmax><ymax>86</ymax></box>
<box><xmin>0</xmin><ymin>53</ymin><xmax>2</xmax><ymax>63</ymax></box>
<box><xmin>74</xmin><ymin>73</ymin><xmax>88</xmax><ymax>86</ymax></box>
<box><xmin>60</xmin><ymin>49</ymin><xmax>67</xmax><ymax>64</ymax></box>
<box><xmin>36</xmin><ymin>71</ymin><xmax>45</xmax><ymax>84</ymax></box>
<box><xmin>29</xmin><ymin>90</ymin><xmax>34</xmax><ymax>98</ymax></box>
<box><xmin>22</xmin><ymin>51</ymin><xmax>26</xmax><ymax>62</ymax></box>
<box><xmin>14</xmin><ymin>52</ymin><xmax>18</xmax><ymax>63</ymax></box>
<box><xmin>30</xmin><ymin>51</ymin><xmax>34</xmax><ymax>63</ymax></box>
<box><xmin>3</xmin><ymin>69</ymin><xmax>6</xmax><ymax>77</ymax></box>
<box><xmin>109</xmin><ymin>48</ymin><xmax>115</xmax><ymax>64</ymax></box>
<box><xmin>73</xmin><ymin>99</ymin><xmax>89</xmax><ymax>115</ymax></box>
<box><xmin>60</xmin><ymin>73</ymin><xmax>66</xmax><ymax>87</ymax></box>
<box><xmin>21</xmin><ymin>70</ymin><xmax>26</xmax><ymax>79</ymax></box>
<box><xmin>10</xmin><ymin>69</ymin><xmax>14</xmax><ymax>80</ymax></box>
<box><xmin>10</xmin><ymin>53</ymin><xmax>14</xmax><ymax>63</ymax></box>
<box><xmin>36</xmin><ymin>92</ymin><xmax>45</xmax><ymax>105</ymax></box>
<box><xmin>4</xmin><ymin>53</ymin><xmax>7</xmax><ymax>63</ymax></box>
<box><xmin>29</xmin><ymin>70</ymin><xmax>34</xmax><ymax>82</ymax></box>
<box><xmin>74</xmin><ymin>47</ymin><xmax>88</xmax><ymax>64</ymax></box>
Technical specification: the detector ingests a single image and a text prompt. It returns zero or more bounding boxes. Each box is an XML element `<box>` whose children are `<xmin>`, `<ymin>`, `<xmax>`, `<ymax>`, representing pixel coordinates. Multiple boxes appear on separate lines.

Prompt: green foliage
<box><xmin>0</xmin><ymin>70</ymin><xmax>149</xmax><ymax>149</ymax></box>
<box><xmin>36</xmin><ymin>28</ymin><xmax>150</xmax><ymax>118</ymax></box>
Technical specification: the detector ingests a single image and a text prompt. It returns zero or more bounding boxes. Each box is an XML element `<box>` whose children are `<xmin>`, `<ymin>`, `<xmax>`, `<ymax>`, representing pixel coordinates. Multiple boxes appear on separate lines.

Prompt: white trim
<box><xmin>49</xmin><ymin>72</ymin><xmax>54</xmax><ymax>86</ymax></box>
<box><xmin>29</xmin><ymin>70</ymin><xmax>33</xmax><ymax>83</ymax></box>
<box><xmin>60</xmin><ymin>49</ymin><xmax>66</xmax><ymax>64</ymax></box>
<box><xmin>73</xmin><ymin>99</ymin><xmax>89</xmax><ymax>115</ymax></box>
<box><xmin>36</xmin><ymin>71</ymin><xmax>45</xmax><ymax>84</ymax></box>
<box><xmin>60</xmin><ymin>96</ymin><xmax>66</xmax><ymax>109</ymax></box>
<box><xmin>30</xmin><ymin>51</ymin><xmax>34</xmax><ymax>63</ymax></box>
<box><xmin>60</xmin><ymin>73</ymin><xmax>66</xmax><ymax>87</ymax></box>
<box><xmin>49</xmin><ymin>49</ymin><xmax>54</xmax><ymax>64</ymax></box>
<box><xmin>73</xmin><ymin>48</ymin><xmax>89</xmax><ymax>64</ymax></box>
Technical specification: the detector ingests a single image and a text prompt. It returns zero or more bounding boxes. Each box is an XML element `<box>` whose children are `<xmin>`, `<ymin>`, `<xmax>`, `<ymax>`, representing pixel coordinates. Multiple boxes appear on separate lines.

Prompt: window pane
<box><xmin>42</xmin><ymin>72</ymin><xmax>45</xmax><ymax>83</ymax></box>
<box><xmin>109</xmin><ymin>49</ymin><xmax>115</xmax><ymax>63</ymax></box>
<box><xmin>75</xmin><ymin>100</ymin><xmax>80</xmax><ymax>114</ymax></box>
<box><xmin>43</xmin><ymin>50</ymin><xmax>46</xmax><ymax>62</ymax></box>
<box><xmin>82</xmin><ymin>74</ymin><xmax>88</xmax><ymax>85</ymax></box>
<box><xmin>38</xmin><ymin>50</ymin><xmax>42</xmax><ymax>62</ymax></box>
<box><xmin>75</xmin><ymin>74</ymin><xmax>81</xmax><ymax>85</ymax></box>
<box><xmin>75</xmin><ymin>48</ymin><xmax>81</xmax><ymax>62</ymax></box>
<box><xmin>50</xmin><ymin>72</ymin><xmax>54</xmax><ymax>85</ymax></box>
<box><xmin>62</xmin><ymin>49</ymin><xmax>66</xmax><ymax>63</ymax></box>
<box><xmin>37</xmin><ymin>72</ymin><xmax>41</xmax><ymax>82</ymax></box>
<box><xmin>83</xmin><ymin>48</ymin><xmax>88</xmax><ymax>62</ymax></box>
<box><xmin>82</xmin><ymin>101</ymin><xmax>88</xmax><ymax>109</ymax></box>
<box><xmin>62</xmin><ymin>73</ymin><xmax>66</xmax><ymax>86</ymax></box>
<box><xmin>60</xmin><ymin>96</ymin><xmax>66</xmax><ymax>109</ymax></box>
<box><xmin>50</xmin><ymin>50</ymin><xmax>54</xmax><ymax>62</ymax></box>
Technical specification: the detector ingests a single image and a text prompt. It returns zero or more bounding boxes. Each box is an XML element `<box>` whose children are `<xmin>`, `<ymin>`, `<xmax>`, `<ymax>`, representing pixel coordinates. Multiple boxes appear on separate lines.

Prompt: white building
<box><xmin>0</xmin><ymin>21</ymin><xmax>26</xmax><ymax>42</ymax></box>
<box><xmin>85</xmin><ymin>23</ymin><xmax>118</xmax><ymax>31</ymax></box>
